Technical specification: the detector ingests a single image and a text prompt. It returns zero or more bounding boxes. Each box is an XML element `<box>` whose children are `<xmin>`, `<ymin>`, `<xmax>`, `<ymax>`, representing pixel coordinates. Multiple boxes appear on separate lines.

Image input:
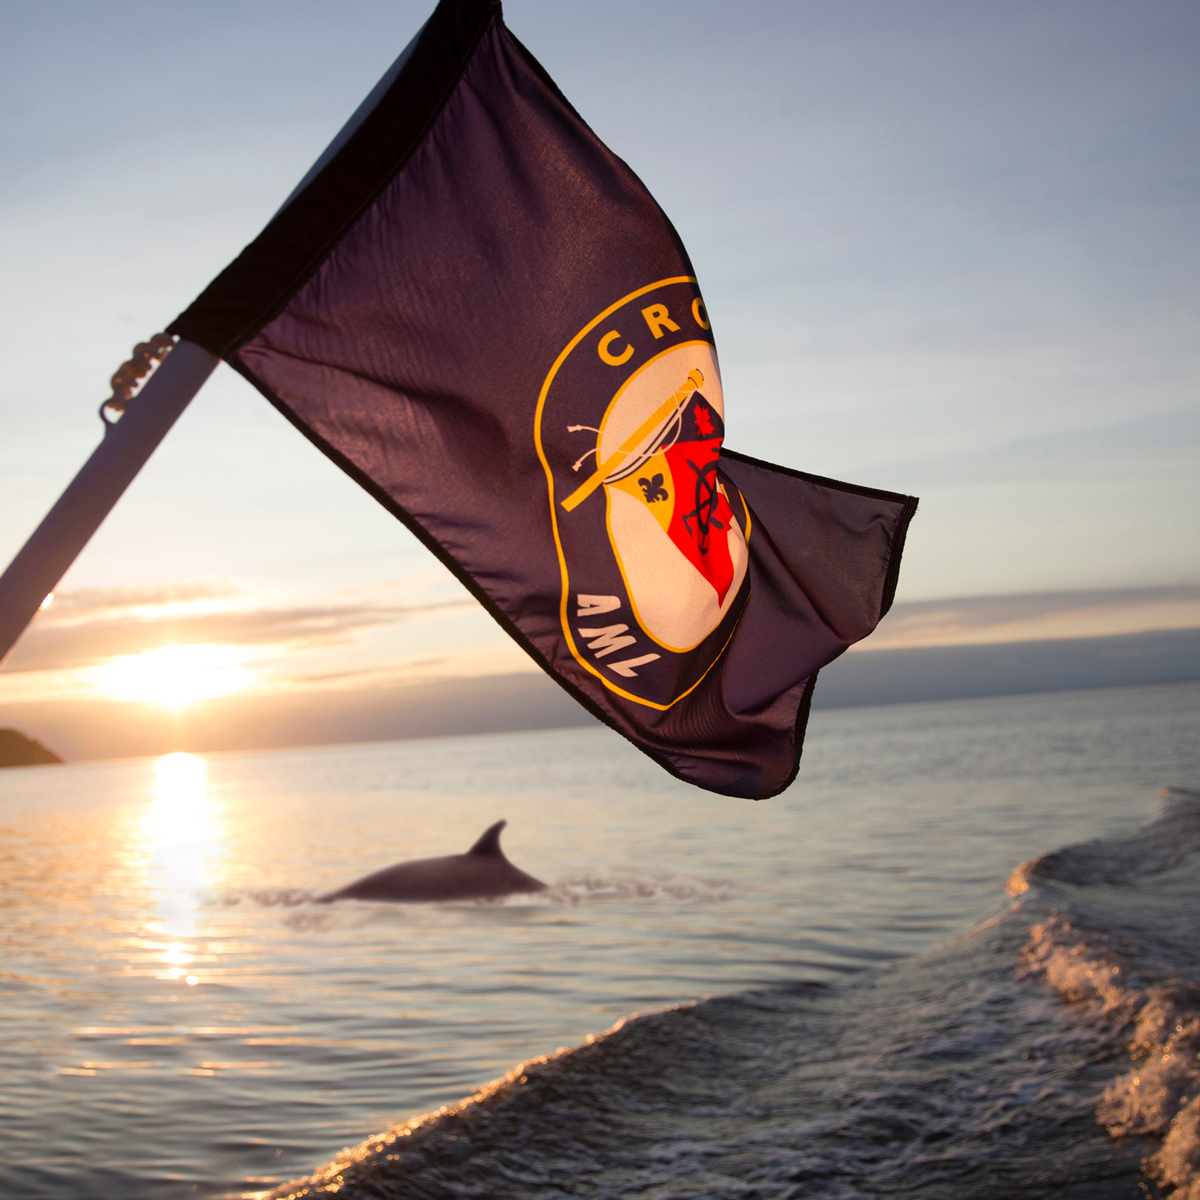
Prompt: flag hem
<box><xmin>168</xmin><ymin>0</ymin><xmax>501</xmax><ymax>358</ymax></box>
<box><xmin>760</xmin><ymin>668</ymin><xmax>819</xmax><ymax>803</ymax></box>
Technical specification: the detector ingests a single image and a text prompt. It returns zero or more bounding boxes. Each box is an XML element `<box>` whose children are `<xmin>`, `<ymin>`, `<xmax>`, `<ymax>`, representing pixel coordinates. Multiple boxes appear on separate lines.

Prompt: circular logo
<box><xmin>535</xmin><ymin>277</ymin><xmax>751</xmax><ymax>709</ymax></box>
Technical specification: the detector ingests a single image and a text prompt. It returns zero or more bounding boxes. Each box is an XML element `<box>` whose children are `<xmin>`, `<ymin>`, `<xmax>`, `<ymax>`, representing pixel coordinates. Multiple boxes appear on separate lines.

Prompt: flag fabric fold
<box><xmin>170</xmin><ymin>0</ymin><xmax>916</xmax><ymax>799</ymax></box>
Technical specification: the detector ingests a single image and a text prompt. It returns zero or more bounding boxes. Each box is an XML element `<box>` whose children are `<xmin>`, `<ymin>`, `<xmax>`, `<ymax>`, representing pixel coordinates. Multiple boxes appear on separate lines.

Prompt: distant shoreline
<box><xmin>1</xmin><ymin>628</ymin><xmax>1197</xmax><ymax>765</ymax></box>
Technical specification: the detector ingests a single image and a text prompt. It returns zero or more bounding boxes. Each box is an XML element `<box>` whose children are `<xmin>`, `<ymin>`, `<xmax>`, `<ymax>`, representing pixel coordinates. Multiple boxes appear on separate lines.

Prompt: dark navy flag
<box><xmin>169</xmin><ymin>0</ymin><xmax>917</xmax><ymax>799</ymax></box>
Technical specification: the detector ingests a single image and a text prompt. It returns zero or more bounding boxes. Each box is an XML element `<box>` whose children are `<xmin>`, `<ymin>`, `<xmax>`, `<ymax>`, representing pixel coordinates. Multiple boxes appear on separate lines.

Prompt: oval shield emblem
<box><xmin>535</xmin><ymin>276</ymin><xmax>751</xmax><ymax>710</ymax></box>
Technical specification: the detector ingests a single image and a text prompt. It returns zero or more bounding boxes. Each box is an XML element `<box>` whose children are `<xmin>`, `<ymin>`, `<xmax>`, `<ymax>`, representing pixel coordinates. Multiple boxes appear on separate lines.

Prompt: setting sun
<box><xmin>94</xmin><ymin>644</ymin><xmax>256</xmax><ymax>709</ymax></box>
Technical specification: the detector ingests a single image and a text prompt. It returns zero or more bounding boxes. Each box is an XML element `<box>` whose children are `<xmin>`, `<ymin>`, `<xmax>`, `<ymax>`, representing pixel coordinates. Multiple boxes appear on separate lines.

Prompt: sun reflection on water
<box><xmin>139</xmin><ymin>752</ymin><xmax>225</xmax><ymax>981</ymax></box>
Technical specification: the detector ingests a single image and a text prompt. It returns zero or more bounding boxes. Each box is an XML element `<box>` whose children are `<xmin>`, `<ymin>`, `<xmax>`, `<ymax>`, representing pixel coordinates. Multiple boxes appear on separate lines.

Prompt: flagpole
<box><xmin>0</xmin><ymin>339</ymin><xmax>218</xmax><ymax>669</ymax></box>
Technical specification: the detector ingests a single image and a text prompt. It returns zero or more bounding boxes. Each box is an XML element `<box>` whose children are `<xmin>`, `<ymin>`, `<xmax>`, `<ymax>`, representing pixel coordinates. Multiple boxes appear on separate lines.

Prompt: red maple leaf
<box><xmin>694</xmin><ymin>404</ymin><xmax>714</xmax><ymax>437</ymax></box>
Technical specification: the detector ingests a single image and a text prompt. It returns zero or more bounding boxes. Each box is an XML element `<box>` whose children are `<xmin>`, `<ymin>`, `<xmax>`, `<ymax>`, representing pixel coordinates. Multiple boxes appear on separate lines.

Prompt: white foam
<box><xmin>1147</xmin><ymin>1095</ymin><xmax>1200</xmax><ymax>1198</ymax></box>
<box><xmin>1017</xmin><ymin>915</ymin><xmax>1131</xmax><ymax>1017</ymax></box>
<box><xmin>1015</xmin><ymin>792</ymin><xmax>1200</xmax><ymax>1197</ymax></box>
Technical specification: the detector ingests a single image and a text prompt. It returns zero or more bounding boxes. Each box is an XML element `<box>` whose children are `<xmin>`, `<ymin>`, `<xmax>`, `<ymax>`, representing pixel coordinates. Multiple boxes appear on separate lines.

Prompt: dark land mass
<box><xmin>0</xmin><ymin>728</ymin><xmax>63</xmax><ymax>768</ymax></box>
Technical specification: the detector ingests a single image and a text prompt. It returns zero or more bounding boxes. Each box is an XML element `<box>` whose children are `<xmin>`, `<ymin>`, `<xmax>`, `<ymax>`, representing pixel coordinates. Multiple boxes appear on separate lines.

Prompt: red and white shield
<box><xmin>596</xmin><ymin>342</ymin><xmax>748</xmax><ymax>652</ymax></box>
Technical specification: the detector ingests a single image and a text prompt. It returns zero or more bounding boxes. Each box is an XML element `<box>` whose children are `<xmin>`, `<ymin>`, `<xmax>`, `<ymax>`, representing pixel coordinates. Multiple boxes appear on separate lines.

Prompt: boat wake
<box><xmin>256</xmin><ymin>788</ymin><xmax>1200</xmax><ymax>1199</ymax></box>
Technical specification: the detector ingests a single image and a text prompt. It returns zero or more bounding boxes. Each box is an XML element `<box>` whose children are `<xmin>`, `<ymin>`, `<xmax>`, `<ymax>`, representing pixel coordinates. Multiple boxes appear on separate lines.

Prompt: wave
<box><xmin>1014</xmin><ymin>787</ymin><xmax>1200</xmax><ymax>1197</ymax></box>
<box><xmin>208</xmin><ymin>874</ymin><xmax>737</xmax><ymax>910</ymax></box>
<box><xmin>254</xmin><ymin>788</ymin><xmax>1200</xmax><ymax>1200</ymax></box>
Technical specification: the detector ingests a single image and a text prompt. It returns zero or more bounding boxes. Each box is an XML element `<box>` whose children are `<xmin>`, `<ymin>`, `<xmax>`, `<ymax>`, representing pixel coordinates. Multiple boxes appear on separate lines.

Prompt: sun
<box><xmin>94</xmin><ymin>644</ymin><xmax>256</xmax><ymax>709</ymax></box>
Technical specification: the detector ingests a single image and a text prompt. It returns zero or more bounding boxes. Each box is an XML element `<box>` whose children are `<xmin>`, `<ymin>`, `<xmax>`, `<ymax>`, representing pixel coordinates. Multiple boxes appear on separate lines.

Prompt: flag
<box><xmin>168</xmin><ymin>0</ymin><xmax>917</xmax><ymax>799</ymax></box>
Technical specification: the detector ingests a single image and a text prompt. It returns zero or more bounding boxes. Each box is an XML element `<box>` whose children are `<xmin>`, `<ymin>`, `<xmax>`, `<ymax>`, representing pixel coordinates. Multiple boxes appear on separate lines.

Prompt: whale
<box><xmin>318</xmin><ymin>820</ymin><xmax>547</xmax><ymax>903</ymax></box>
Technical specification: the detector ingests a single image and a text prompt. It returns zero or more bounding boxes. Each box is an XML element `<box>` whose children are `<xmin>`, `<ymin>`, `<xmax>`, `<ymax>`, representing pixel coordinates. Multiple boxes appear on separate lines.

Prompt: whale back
<box><xmin>319</xmin><ymin>819</ymin><xmax>546</xmax><ymax>903</ymax></box>
<box><xmin>468</xmin><ymin>819</ymin><xmax>507</xmax><ymax>857</ymax></box>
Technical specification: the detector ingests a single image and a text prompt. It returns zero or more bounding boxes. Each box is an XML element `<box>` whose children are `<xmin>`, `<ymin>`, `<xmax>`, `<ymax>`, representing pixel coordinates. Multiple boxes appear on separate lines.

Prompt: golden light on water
<box><xmin>144</xmin><ymin>753</ymin><xmax>222</xmax><ymax>852</ymax></box>
<box><xmin>95</xmin><ymin>644</ymin><xmax>256</xmax><ymax>709</ymax></box>
<box><xmin>139</xmin><ymin>753</ymin><xmax>226</xmax><ymax>979</ymax></box>
<box><xmin>162</xmin><ymin>942</ymin><xmax>194</xmax><ymax>966</ymax></box>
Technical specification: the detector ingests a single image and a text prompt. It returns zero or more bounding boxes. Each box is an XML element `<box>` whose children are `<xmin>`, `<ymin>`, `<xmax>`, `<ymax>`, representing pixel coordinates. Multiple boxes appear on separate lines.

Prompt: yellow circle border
<box><xmin>533</xmin><ymin>278</ymin><xmax>751</xmax><ymax>711</ymax></box>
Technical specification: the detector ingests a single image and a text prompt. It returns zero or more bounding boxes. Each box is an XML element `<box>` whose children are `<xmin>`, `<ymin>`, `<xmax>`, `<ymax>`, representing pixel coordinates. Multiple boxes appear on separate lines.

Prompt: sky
<box><xmin>1</xmin><ymin>0</ymin><xmax>1198</xmax><ymax>749</ymax></box>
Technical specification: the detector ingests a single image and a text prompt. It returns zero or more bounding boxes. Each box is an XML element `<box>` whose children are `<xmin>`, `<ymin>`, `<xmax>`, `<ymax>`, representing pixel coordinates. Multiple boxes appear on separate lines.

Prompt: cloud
<box><xmin>819</xmin><ymin>629</ymin><xmax>1200</xmax><ymax>710</ymax></box>
<box><xmin>12</xmin><ymin>581</ymin><xmax>1200</xmax><ymax>679</ymax></box>
<box><xmin>867</xmin><ymin>583</ymin><xmax>1200</xmax><ymax>651</ymax></box>
<box><xmin>292</xmin><ymin>658</ymin><xmax>449</xmax><ymax>688</ymax></box>
<box><xmin>43</xmin><ymin>582</ymin><xmax>239</xmax><ymax>614</ymax></box>
<box><xmin>3</xmin><ymin>586</ymin><xmax>478</xmax><ymax>674</ymax></box>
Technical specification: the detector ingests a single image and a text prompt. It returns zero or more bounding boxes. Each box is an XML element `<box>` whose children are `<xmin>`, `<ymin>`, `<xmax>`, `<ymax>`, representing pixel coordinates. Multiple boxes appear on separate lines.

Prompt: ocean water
<box><xmin>1</xmin><ymin>680</ymin><xmax>1198</xmax><ymax>1199</ymax></box>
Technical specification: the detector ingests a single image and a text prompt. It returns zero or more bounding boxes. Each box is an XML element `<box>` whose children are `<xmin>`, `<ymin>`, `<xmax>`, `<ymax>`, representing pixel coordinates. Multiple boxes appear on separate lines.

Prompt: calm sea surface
<box><xmin>1</xmin><ymin>681</ymin><xmax>1198</xmax><ymax>1198</ymax></box>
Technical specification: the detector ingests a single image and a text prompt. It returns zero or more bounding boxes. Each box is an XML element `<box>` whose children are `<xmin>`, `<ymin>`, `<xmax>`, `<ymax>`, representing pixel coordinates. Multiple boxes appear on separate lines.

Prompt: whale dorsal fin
<box><xmin>468</xmin><ymin>819</ymin><xmax>507</xmax><ymax>857</ymax></box>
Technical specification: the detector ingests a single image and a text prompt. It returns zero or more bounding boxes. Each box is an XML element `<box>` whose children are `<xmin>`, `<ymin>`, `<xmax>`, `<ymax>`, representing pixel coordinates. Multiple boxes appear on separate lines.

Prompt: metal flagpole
<box><xmin>0</xmin><ymin>338</ymin><xmax>219</xmax><ymax>669</ymax></box>
<box><xmin>0</xmin><ymin>28</ymin><xmax>419</xmax><ymax>674</ymax></box>
<box><xmin>0</xmin><ymin>22</ymin><xmax>423</xmax><ymax>675</ymax></box>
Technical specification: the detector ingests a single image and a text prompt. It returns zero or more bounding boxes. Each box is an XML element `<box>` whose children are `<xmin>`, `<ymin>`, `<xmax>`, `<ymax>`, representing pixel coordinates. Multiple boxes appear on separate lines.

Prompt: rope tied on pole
<box><xmin>99</xmin><ymin>333</ymin><xmax>177</xmax><ymax>428</ymax></box>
